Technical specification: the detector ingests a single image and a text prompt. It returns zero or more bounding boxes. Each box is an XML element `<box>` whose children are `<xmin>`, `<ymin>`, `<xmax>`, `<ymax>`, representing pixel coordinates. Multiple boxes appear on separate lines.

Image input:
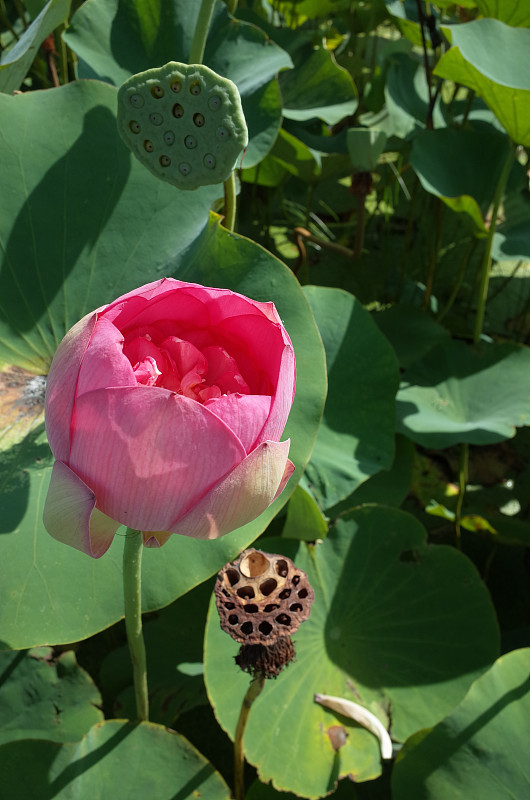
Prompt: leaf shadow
<box><xmin>0</xmin><ymin>102</ymin><xmax>131</xmax><ymax>347</ymax></box>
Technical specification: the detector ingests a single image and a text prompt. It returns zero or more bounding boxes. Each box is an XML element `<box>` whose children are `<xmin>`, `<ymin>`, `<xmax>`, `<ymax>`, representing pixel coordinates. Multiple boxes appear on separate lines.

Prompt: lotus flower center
<box><xmin>123</xmin><ymin>333</ymin><xmax>250</xmax><ymax>402</ymax></box>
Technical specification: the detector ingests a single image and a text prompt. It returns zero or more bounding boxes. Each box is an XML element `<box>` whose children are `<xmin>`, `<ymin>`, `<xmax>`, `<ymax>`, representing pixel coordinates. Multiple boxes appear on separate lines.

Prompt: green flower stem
<box><xmin>234</xmin><ymin>675</ymin><xmax>265</xmax><ymax>800</ymax></box>
<box><xmin>189</xmin><ymin>0</ymin><xmax>216</xmax><ymax>65</ymax></box>
<box><xmin>473</xmin><ymin>142</ymin><xmax>514</xmax><ymax>344</ymax></box>
<box><xmin>123</xmin><ymin>529</ymin><xmax>149</xmax><ymax>721</ymax></box>
<box><xmin>224</xmin><ymin>171</ymin><xmax>237</xmax><ymax>232</ymax></box>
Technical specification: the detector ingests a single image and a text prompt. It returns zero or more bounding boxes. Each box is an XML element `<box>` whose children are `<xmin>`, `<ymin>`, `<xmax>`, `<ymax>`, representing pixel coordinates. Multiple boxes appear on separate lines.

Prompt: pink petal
<box><xmin>104</xmin><ymin>280</ymin><xmax>206</xmax><ymax>331</ymax></box>
<box><xmin>45</xmin><ymin>311</ymin><xmax>97</xmax><ymax>462</ymax></box>
<box><xmin>204</xmin><ymin>394</ymin><xmax>272</xmax><ymax>453</ymax></box>
<box><xmin>69</xmin><ymin>387</ymin><xmax>247</xmax><ymax>532</ymax></box>
<box><xmin>256</xmin><ymin>344</ymin><xmax>296</xmax><ymax>445</ymax></box>
<box><xmin>43</xmin><ymin>461</ymin><xmax>120</xmax><ymax>558</ymax></box>
<box><xmin>76</xmin><ymin>317</ymin><xmax>136</xmax><ymax>397</ymax></box>
<box><xmin>168</xmin><ymin>439</ymin><xmax>293</xmax><ymax>539</ymax></box>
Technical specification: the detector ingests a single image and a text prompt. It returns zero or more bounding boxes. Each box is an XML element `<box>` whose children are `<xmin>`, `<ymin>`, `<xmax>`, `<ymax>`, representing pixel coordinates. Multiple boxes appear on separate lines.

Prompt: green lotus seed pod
<box><xmin>117</xmin><ymin>62</ymin><xmax>248</xmax><ymax>190</ymax></box>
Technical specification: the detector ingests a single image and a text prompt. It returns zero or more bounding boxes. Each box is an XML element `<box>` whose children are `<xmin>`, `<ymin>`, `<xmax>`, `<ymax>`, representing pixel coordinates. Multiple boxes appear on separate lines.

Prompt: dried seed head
<box><xmin>215</xmin><ymin>549</ymin><xmax>314</xmax><ymax>646</ymax></box>
<box><xmin>236</xmin><ymin>637</ymin><xmax>295</xmax><ymax>679</ymax></box>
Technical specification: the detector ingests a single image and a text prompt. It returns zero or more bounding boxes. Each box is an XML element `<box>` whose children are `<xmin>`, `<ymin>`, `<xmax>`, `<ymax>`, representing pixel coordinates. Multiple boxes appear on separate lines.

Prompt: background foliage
<box><xmin>0</xmin><ymin>0</ymin><xmax>529</xmax><ymax>798</ymax></box>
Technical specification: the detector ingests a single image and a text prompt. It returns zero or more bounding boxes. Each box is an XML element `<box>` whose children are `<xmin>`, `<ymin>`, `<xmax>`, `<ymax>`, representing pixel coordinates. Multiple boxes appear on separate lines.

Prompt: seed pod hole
<box><xmin>260</xmin><ymin>578</ymin><xmax>277</xmax><ymax>596</ymax></box>
<box><xmin>298</xmin><ymin>588</ymin><xmax>308</xmax><ymax>599</ymax></box>
<box><xmin>179</xmin><ymin>162</ymin><xmax>192</xmax><ymax>176</ymax></box>
<box><xmin>259</xmin><ymin>621</ymin><xmax>273</xmax><ymax>635</ymax></box>
<box><xmin>216</xmin><ymin>125</ymin><xmax>230</xmax><ymax>141</ymax></box>
<box><xmin>150</xmin><ymin>84</ymin><xmax>164</xmax><ymax>98</ymax></box>
<box><xmin>240</xmin><ymin>621</ymin><xmax>253</xmax><ymax>635</ymax></box>
<box><xmin>276</xmin><ymin>614</ymin><xmax>291</xmax><ymax>626</ymax></box>
<box><xmin>279</xmin><ymin>588</ymin><xmax>291</xmax><ymax>600</ymax></box>
<box><xmin>172</xmin><ymin>103</ymin><xmax>184</xmax><ymax>119</ymax></box>
<box><xmin>264</xmin><ymin>604</ymin><xmax>279</xmax><ymax>613</ymax></box>
<box><xmin>292</xmin><ymin>575</ymin><xmax>301</xmax><ymax>586</ymax></box>
<box><xmin>237</xmin><ymin>586</ymin><xmax>255</xmax><ymax>600</ymax></box>
<box><xmin>275</xmin><ymin>560</ymin><xmax>289</xmax><ymax>578</ymax></box>
<box><xmin>208</xmin><ymin>95</ymin><xmax>222</xmax><ymax>111</ymax></box>
<box><xmin>170</xmin><ymin>78</ymin><xmax>181</xmax><ymax>93</ymax></box>
<box><xmin>290</xmin><ymin>603</ymin><xmax>303</xmax><ymax>612</ymax></box>
<box><xmin>143</xmin><ymin>140</ymin><xmax>154</xmax><ymax>152</ymax></box>
<box><xmin>228</xmin><ymin>614</ymin><xmax>238</xmax><ymax>625</ymax></box>
<box><xmin>226</xmin><ymin>568</ymin><xmax>240</xmax><ymax>586</ymax></box>
<box><xmin>189</xmin><ymin>80</ymin><xmax>201</xmax><ymax>95</ymax></box>
<box><xmin>193</xmin><ymin>113</ymin><xmax>205</xmax><ymax>128</ymax></box>
<box><xmin>224</xmin><ymin>602</ymin><xmax>235</xmax><ymax>610</ymax></box>
<box><xmin>129</xmin><ymin>121</ymin><xmax>141</xmax><ymax>134</ymax></box>
<box><xmin>149</xmin><ymin>113</ymin><xmax>163</xmax><ymax>126</ymax></box>
<box><xmin>244</xmin><ymin>604</ymin><xmax>259</xmax><ymax>613</ymax></box>
<box><xmin>163</xmin><ymin>131</ymin><xmax>175</xmax><ymax>145</ymax></box>
<box><xmin>159</xmin><ymin>155</ymin><xmax>171</xmax><ymax>167</ymax></box>
<box><xmin>129</xmin><ymin>93</ymin><xmax>144</xmax><ymax>108</ymax></box>
<box><xmin>241</xmin><ymin>551</ymin><xmax>269</xmax><ymax>578</ymax></box>
<box><xmin>184</xmin><ymin>135</ymin><xmax>197</xmax><ymax>149</ymax></box>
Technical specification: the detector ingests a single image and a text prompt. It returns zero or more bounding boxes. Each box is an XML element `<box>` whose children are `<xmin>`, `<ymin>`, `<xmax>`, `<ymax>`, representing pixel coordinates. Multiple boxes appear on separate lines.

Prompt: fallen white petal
<box><xmin>314</xmin><ymin>693</ymin><xmax>393</xmax><ymax>760</ymax></box>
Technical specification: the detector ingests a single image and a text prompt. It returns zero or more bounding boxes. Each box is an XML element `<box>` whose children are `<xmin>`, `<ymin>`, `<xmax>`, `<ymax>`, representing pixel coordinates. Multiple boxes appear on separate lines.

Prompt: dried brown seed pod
<box><xmin>214</xmin><ymin>549</ymin><xmax>314</xmax><ymax>646</ymax></box>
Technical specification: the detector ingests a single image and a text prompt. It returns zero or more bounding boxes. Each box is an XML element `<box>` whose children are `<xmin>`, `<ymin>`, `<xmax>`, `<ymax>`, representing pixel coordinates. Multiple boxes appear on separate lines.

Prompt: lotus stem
<box><xmin>473</xmin><ymin>142</ymin><xmax>514</xmax><ymax>344</ymax></box>
<box><xmin>224</xmin><ymin>171</ymin><xmax>237</xmax><ymax>232</ymax></box>
<box><xmin>234</xmin><ymin>675</ymin><xmax>265</xmax><ymax>800</ymax></box>
<box><xmin>123</xmin><ymin>529</ymin><xmax>149</xmax><ymax>721</ymax></box>
<box><xmin>189</xmin><ymin>0</ymin><xmax>216</xmax><ymax>65</ymax></box>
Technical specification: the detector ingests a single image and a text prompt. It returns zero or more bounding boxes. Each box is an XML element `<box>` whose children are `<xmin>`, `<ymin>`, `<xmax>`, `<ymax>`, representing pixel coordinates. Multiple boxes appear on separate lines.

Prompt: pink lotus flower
<box><xmin>43</xmin><ymin>279</ymin><xmax>295</xmax><ymax>558</ymax></box>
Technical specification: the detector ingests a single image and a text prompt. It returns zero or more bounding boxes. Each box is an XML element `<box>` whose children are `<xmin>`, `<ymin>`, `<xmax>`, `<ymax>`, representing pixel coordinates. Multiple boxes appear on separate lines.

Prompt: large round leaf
<box><xmin>396</xmin><ymin>339</ymin><xmax>530</xmax><ymax>448</ymax></box>
<box><xmin>0</xmin><ymin>82</ymin><xmax>326</xmax><ymax>650</ymax></box>
<box><xmin>392</xmin><ymin>649</ymin><xmax>530</xmax><ymax>800</ymax></box>
<box><xmin>0</xmin><ymin>720</ymin><xmax>231</xmax><ymax>799</ymax></box>
<box><xmin>204</xmin><ymin>506</ymin><xmax>499</xmax><ymax>798</ymax></box>
<box><xmin>303</xmin><ymin>286</ymin><xmax>399</xmax><ymax>509</ymax></box>
<box><xmin>63</xmin><ymin>0</ymin><xmax>292</xmax><ymax>167</ymax></box>
<box><xmin>434</xmin><ymin>19</ymin><xmax>530</xmax><ymax>145</ymax></box>
<box><xmin>410</xmin><ymin>127</ymin><xmax>512</xmax><ymax>235</ymax></box>
<box><xmin>0</xmin><ymin>647</ymin><xmax>102</xmax><ymax>745</ymax></box>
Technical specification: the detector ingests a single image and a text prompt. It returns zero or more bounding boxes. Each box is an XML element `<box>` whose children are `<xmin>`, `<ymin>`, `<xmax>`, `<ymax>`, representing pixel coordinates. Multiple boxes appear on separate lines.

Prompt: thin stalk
<box><xmin>422</xmin><ymin>197</ymin><xmax>444</xmax><ymax>310</ymax></box>
<box><xmin>454</xmin><ymin>443</ymin><xmax>469</xmax><ymax>549</ymax></box>
<box><xmin>123</xmin><ymin>529</ymin><xmax>148</xmax><ymax>721</ymax></box>
<box><xmin>473</xmin><ymin>143</ymin><xmax>514</xmax><ymax>343</ymax></box>
<box><xmin>436</xmin><ymin>237</ymin><xmax>476</xmax><ymax>324</ymax></box>
<box><xmin>353</xmin><ymin>197</ymin><xmax>366</xmax><ymax>260</ymax></box>
<box><xmin>227</xmin><ymin>0</ymin><xmax>238</xmax><ymax>14</ymax></box>
<box><xmin>234</xmin><ymin>675</ymin><xmax>265</xmax><ymax>800</ymax></box>
<box><xmin>223</xmin><ymin>171</ymin><xmax>237</xmax><ymax>232</ymax></box>
<box><xmin>415</xmin><ymin>0</ymin><xmax>434</xmax><ymax>128</ymax></box>
<box><xmin>294</xmin><ymin>227</ymin><xmax>355</xmax><ymax>259</ymax></box>
<box><xmin>58</xmin><ymin>24</ymin><xmax>68</xmax><ymax>84</ymax></box>
<box><xmin>189</xmin><ymin>0</ymin><xmax>216</xmax><ymax>65</ymax></box>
